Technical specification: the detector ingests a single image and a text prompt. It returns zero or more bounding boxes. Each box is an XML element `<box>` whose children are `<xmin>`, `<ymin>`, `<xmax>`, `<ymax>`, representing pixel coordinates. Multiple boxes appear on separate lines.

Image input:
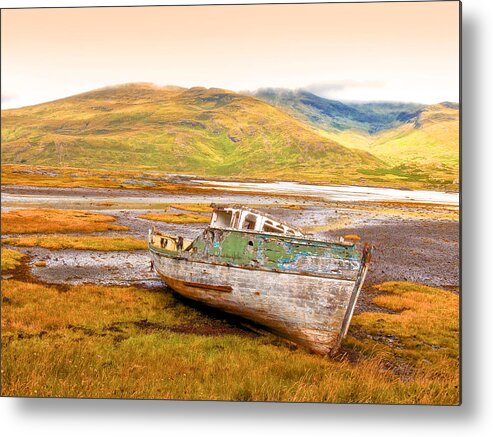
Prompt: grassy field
<box><xmin>1</xmin><ymin>84</ymin><xmax>383</xmax><ymax>187</ymax></box>
<box><xmin>1</xmin><ymin>209</ymin><xmax>127</xmax><ymax>234</ymax></box>
<box><xmin>0</xmin><ymin>164</ymin><xmax>225</xmax><ymax>193</ymax></box>
<box><xmin>3</xmin><ymin>235</ymin><xmax>147</xmax><ymax>251</ymax></box>
<box><xmin>1</xmin><ymin>248</ymin><xmax>25</xmax><ymax>271</ymax></box>
<box><xmin>170</xmin><ymin>204</ymin><xmax>214</xmax><ymax>213</ymax></box>
<box><xmin>0</xmin><ymin>162</ymin><xmax>458</xmax><ymax>194</ymax></box>
<box><xmin>0</xmin><ymin>249</ymin><xmax>459</xmax><ymax>403</ymax></box>
<box><xmin>138</xmin><ymin>212</ymin><xmax>210</xmax><ymax>224</ymax></box>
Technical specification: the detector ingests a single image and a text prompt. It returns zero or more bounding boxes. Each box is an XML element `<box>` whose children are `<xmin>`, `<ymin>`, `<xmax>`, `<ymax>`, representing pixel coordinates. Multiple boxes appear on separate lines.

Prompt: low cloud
<box><xmin>1</xmin><ymin>93</ymin><xmax>16</xmax><ymax>106</ymax></box>
<box><xmin>305</xmin><ymin>80</ymin><xmax>385</xmax><ymax>98</ymax></box>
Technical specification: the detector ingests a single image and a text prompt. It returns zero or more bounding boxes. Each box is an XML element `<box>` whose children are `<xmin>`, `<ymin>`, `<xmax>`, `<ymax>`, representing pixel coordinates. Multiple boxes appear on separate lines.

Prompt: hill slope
<box><xmin>2</xmin><ymin>84</ymin><xmax>384</xmax><ymax>185</ymax></box>
<box><xmin>253</xmin><ymin>89</ymin><xmax>459</xmax><ymax>187</ymax></box>
<box><xmin>253</xmin><ymin>89</ymin><xmax>425</xmax><ymax>134</ymax></box>
<box><xmin>328</xmin><ymin>103</ymin><xmax>459</xmax><ymax>184</ymax></box>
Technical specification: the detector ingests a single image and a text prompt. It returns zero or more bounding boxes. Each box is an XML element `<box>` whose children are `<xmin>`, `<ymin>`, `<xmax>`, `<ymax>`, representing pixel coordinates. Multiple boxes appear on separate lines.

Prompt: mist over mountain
<box><xmin>252</xmin><ymin>88</ymin><xmax>426</xmax><ymax>134</ymax></box>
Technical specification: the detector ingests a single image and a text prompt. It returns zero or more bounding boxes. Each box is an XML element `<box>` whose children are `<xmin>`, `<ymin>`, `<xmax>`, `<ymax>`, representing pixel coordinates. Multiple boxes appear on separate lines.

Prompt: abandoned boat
<box><xmin>148</xmin><ymin>205</ymin><xmax>372</xmax><ymax>356</ymax></box>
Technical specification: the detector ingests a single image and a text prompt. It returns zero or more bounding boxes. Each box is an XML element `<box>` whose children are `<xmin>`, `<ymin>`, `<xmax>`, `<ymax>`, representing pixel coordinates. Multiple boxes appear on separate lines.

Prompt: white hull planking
<box><xmin>150</xmin><ymin>250</ymin><xmax>359</xmax><ymax>355</ymax></box>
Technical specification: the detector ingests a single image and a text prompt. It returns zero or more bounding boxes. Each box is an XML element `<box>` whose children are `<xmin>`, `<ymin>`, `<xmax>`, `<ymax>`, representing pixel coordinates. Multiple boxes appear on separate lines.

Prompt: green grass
<box><xmin>329</xmin><ymin>104</ymin><xmax>459</xmax><ymax>188</ymax></box>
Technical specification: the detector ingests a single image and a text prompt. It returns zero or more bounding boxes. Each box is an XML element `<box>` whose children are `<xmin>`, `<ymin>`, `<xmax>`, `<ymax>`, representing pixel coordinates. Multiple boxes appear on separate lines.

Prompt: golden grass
<box><xmin>1</xmin><ymin>280</ymin><xmax>192</xmax><ymax>334</ymax></box>
<box><xmin>170</xmin><ymin>203</ymin><xmax>213</xmax><ymax>213</ymax></box>
<box><xmin>1</xmin><ymin>279</ymin><xmax>459</xmax><ymax>403</ymax></box>
<box><xmin>0</xmin><ymin>165</ymin><xmax>222</xmax><ymax>195</ymax></box>
<box><xmin>346</xmin><ymin>282</ymin><xmax>459</xmax><ymax>403</ymax></box>
<box><xmin>343</xmin><ymin>234</ymin><xmax>361</xmax><ymax>241</ymax></box>
<box><xmin>1</xmin><ymin>162</ymin><xmax>458</xmax><ymax>194</ymax></box>
<box><xmin>1</xmin><ymin>248</ymin><xmax>25</xmax><ymax>272</ymax></box>
<box><xmin>3</xmin><ymin>235</ymin><xmax>147</xmax><ymax>251</ymax></box>
<box><xmin>138</xmin><ymin>213</ymin><xmax>210</xmax><ymax>224</ymax></box>
<box><xmin>350</xmin><ymin>282</ymin><xmax>459</xmax><ymax>363</ymax></box>
<box><xmin>1</xmin><ymin>209</ymin><xmax>127</xmax><ymax>234</ymax></box>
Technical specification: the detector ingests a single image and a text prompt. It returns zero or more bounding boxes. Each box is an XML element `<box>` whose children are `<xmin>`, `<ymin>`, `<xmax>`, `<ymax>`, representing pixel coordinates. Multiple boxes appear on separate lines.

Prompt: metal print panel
<box><xmin>0</xmin><ymin>1</ymin><xmax>460</xmax><ymax>404</ymax></box>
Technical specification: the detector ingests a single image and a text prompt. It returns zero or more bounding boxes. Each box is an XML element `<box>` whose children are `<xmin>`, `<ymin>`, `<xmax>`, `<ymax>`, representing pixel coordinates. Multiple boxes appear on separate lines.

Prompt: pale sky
<box><xmin>1</xmin><ymin>2</ymin><xmax>460</xmax><ymax>109</ymax></box>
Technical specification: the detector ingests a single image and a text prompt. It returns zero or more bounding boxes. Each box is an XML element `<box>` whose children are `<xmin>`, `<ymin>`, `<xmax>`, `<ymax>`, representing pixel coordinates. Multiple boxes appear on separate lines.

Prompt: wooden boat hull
<box><xmin>149</xmin><ymin>247</ymin><xmax>369</xmax><ymax>355</ymax></box>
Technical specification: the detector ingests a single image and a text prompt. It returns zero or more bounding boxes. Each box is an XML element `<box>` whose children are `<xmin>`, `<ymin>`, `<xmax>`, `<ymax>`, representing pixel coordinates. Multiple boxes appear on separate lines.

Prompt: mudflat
<box><xmin>1</xmin><ymin>184</ymin><xmax>459</xmax><ymax>299</ymax></box>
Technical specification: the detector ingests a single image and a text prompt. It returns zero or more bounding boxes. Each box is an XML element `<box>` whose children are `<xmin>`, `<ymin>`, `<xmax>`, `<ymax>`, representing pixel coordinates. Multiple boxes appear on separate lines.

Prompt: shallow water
<box><xmin>2</xmin><ymin>180</ymin><xmax>459</xmax><ymax>211</ymax></box>
<box><xmin>199</xmin><ymin>180</ymin><xmax>459</xmax><ymax>205</ymax></box>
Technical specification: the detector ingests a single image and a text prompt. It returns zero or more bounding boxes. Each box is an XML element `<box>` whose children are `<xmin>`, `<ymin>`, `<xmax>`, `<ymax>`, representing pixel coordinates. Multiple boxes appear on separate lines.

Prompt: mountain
<box><xmin>253</xmin><ymin>89</ymin><xmax>459</xmax><ymax>186</ymax></box>
<box><xmin>338</xmin><ymin>103</ymin><xmax>459</xmax><ymax>165</ymax></box>
<box><xmin>253</xmin><ymin>88</ymin><xmax>425</xmax><ymax>134</ymax></box>
<box><xmin>1</xmin><ymin>84</ymin><xmax>459</xmax><ymax>189</ymax></box>
<box><xmin>1</xmin><ymin>84</ymin><xmax>382</xmax><ymax>185</ymax></box>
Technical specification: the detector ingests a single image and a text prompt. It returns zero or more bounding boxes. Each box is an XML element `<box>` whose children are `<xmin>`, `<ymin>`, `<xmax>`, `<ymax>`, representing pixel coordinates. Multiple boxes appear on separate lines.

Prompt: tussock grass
<box><xmin>170</xmin><ymin>204</ymin><xmax>213</xmax><ymax>213</ymax></box>
<box><xmin>1</xmin><ymin>280</ymin><xmax>193</xmax><ymax>334</ymax></box>
<box><xmin>3</xmin><ymin>235</ymin><xmax>147</xmax><ymax>251</ymax></box>
<box><xmin>1</xmin><ymin>248</ymin><xmax>25</xmax><ymax>271</ymax></box>
<box><xmin>346</xmin><ymin>282</ymin><xmax>459</xmax><ymax>404</ymax></box>
<box><xmin>138</xmin><ymin>213</ymin><xmax>210</xmax><ymax>224</ymax></box>
<box><xmin>349</xmin><ymin>282</ymin><xmax>459</xmax><ymax>367</ymax></box>
<box><xmin>2</xmin><ymin>333</ymin><xmax>428</xmax><ymax>402</ymax></box>
<box><xmin>343</xmin><ymin>234</ymin><xmax>361</xmax><ymax>241</ymax></box>
<box><xmin>1</xmin><ymin>280</ymin><xmax>459</xmax><ymax>403</ymax></box>
<box><xmin>1</xmin><ymin>209</ymin><xmax>127</xmax><ymax>234</ymax></box>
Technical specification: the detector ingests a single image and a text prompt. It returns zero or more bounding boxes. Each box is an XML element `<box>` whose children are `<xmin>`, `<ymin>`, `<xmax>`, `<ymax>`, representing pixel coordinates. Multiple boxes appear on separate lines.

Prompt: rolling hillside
<box><xmin>1</xmin><ymin>84</ymin><xmax>382</xmax><ymax>185</ymax></box>
<box><xmin>254</xmin><ymin>89</ymin><xmax>459</xmax><ymax>187</ymax></box>
<box><xmin>1</xmin><ymin>84</ymin><xmax>459</xmax><ymax>189</ymax></box>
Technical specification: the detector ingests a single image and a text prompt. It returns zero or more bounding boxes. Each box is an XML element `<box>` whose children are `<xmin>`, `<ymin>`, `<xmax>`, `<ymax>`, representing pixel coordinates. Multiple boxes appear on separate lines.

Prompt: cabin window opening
<box><xmin>263</xmin><ymin>223</ymin><xmax>283</xmax><ymax>234</ymax></box>
<box><xmin>213</xmin><ymin>210</ymin><xmax>233</xmax><ymax>228</ymax></box>
<box><xmin>242</xmin><ymin>213</ymin><xmax>257</xmax><ymax>230</ymax></box>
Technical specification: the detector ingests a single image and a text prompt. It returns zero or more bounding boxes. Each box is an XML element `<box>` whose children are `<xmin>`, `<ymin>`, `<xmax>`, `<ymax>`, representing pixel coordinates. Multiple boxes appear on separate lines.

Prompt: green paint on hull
<box><xmin>188</xmin><ymin>229</ymin><xmax>361</xmax><ymax>275</ymax></box>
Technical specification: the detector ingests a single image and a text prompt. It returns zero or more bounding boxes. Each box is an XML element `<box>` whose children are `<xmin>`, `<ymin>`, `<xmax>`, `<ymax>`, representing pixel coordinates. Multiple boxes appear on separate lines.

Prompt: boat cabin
<box><xmin>210</xmin><ymin>205</ymin><xmax>304</xmax><ymax>237</ymax></box>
